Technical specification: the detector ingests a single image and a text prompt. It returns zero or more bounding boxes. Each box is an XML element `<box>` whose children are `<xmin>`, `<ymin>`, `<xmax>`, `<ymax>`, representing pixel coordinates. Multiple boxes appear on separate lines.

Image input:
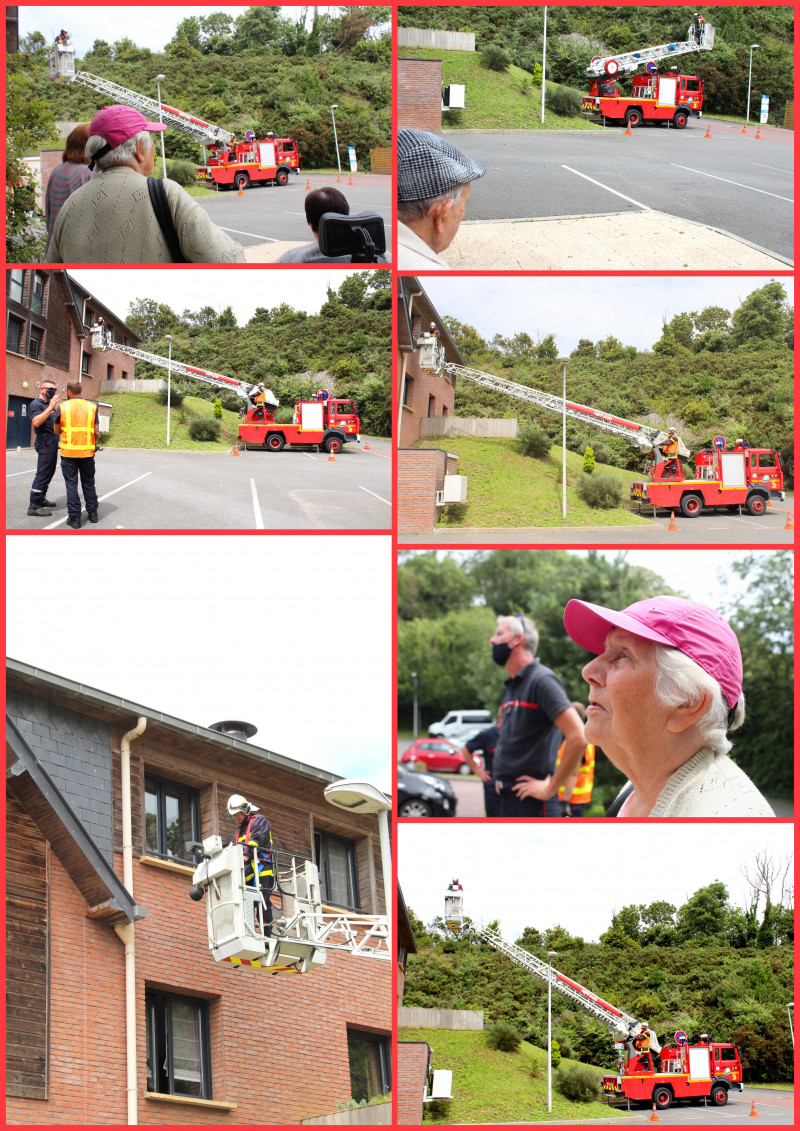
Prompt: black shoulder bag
<box><xmin>146</xmin><ymin>177</ymin><xmax>188</xmax><ymax>263</ymax></box>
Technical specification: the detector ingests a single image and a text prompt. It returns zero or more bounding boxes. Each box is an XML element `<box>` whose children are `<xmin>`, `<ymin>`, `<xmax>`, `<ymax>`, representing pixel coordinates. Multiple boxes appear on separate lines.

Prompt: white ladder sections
<box><xmin>586</xmin><ymin>22</ymin><xmax>715</xmax><ymax>78</ymax></box>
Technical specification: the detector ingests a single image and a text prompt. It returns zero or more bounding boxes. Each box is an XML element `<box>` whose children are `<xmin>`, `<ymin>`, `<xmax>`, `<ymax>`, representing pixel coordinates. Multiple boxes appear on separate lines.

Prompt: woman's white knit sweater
<box><xmin>628</xmin><ymin>747</ymin><xmax>775</xmax><ymax>817</ymax></box>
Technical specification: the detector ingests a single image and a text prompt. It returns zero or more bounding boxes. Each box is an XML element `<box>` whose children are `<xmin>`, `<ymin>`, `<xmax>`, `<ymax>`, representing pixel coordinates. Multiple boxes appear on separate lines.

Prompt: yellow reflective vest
<box><xmin>60</xmin><ymin>399</ymin><xmax>97</xmax><ymax>458</ymax></box>
<box><xmin>556</xmin><ymin>742</ymin><xmax>596</xmax><ymax>804</ymax></box>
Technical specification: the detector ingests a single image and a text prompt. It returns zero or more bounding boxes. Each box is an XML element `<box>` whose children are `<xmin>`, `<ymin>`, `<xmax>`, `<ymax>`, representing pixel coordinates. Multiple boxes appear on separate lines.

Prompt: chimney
<box><xmin>209</xmin><ymin>720</ymin><xmax>258</xmax><ymax>742</ymax></box>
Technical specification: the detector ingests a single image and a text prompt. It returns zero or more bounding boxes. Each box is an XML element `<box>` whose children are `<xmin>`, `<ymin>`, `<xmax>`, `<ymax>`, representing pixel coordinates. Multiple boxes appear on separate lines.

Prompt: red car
<box><xmin>400</xmin><ymin>737</ymin><xmax>483</xmax><ymax>775</ymax></box>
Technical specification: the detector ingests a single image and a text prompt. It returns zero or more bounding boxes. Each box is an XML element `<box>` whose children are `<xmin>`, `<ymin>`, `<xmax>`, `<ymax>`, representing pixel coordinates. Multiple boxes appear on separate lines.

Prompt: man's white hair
<box><xmin>653</xmin><ymin>645</ymin><xmax>745</xmax><ymax>755</ymax></box>
<box><xmin>397</xmin><ymin>182</ymin><xmax>468</xmax><ymax>223</ymax></box>
<box><xmin>85</xmin><ymin>130</ymin><xmax>152</xmax><ymax>171</ymax></box>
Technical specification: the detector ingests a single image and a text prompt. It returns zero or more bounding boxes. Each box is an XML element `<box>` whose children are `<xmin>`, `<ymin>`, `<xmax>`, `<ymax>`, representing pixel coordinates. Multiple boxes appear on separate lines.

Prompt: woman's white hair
<box><xmin>85</xmin><ymin>130</ymin><xmax>152</xmax><ymax>171</ymax></box>
<box><xmin>653</xmin><ymin>645</ymin><xmax>745</xmax><ymax>755</ymax></box>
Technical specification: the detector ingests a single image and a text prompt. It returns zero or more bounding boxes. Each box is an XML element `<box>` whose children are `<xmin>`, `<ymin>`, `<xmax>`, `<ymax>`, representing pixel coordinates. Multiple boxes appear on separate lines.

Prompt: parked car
<box><xmin>400</xmin><ymin>737</ymin><xmax>483</xmax><ymax>775</ymax></box>
<box><xmin>428</xmin><ymin>709</ymin><xmax>493</xmax><ymax>740</ymax></box>
<box><xmin>397</xmin><ymin>765</ymin><xmax>456</xmax><ymax>818</ymax></box>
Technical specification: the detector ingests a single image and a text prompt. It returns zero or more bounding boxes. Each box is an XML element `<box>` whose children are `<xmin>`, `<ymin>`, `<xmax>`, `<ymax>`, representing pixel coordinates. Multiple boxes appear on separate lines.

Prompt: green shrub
<box><xmin>577</xmin><ymin>471</ymin><xmax>625</xmax><ymax>508</ymax></box>
<box><xmin>556</xmin><ymin>1063</ymin><xmax>603</xmax><ymax>1103</ymax></box>
<box><xmin>166</xmin><ymin>159</ymin><xmax>200</xmax><ymax>187</ymax></box>
<box><xmin>480</xmin><ymin>43</ymin><xmax>512</xmax><ymax>72</ymax></box>
<box><xmin>155</xmin><ymin>386</ymin><xmax>185</xmax><ymax>407</ymax></box>
<box><xmin>188</xmin><ymin>416</ymin><xmax>222</xmax><ymax>442</ymax></box>
<box><xmin>213</xmin><ymin>397</ymin><xmax>223</xmax><ymax>419</ymax></box>
<box><xmin>592</xmin><ymin>443</ymin><xmax>613</xmax><ymax>465</ymax></box>
<box><xmin>583</xmin><ymin>446</ymin><xmax>596</xmax><ymax>474</ymax></box>
<box><xmin>486</xmin><ymin>1021</ymin><xmax>522</xmax><ymax>1053</ymax></box>
<box><xmin>518</xmin><ymin>423</ymin><xmax>552</xmax><ymax>459</ymax></box>
<box><xmin>545</xmin><ymin>83</ymin><xmax>583</xmax><ymax>117</ymax></box>
<box><xmin>550</xmin><ymin>1039</ymin><xmax>562</xmax><ymax>1069</ymax></box>
<box><xmin>556</xmin><ymin>1035</ymin><xmax>573</xmax><ymax>1059</ymax></box>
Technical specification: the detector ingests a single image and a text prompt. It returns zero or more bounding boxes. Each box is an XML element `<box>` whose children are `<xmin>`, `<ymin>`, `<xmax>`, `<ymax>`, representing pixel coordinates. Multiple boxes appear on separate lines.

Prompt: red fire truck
<box><xmin>197</xmin><ymin>133</ymin><xmax>300</xmax><ymax>191</ymax></box>
<box><xmin>632</xmin><ymin>441</ymin><xmax>785</xmax><ymax>517</ymax></box>
<box><xmin>582</xmin><ymin>19</ymin><xmax>714</xmax><ymax>128</ymax></box>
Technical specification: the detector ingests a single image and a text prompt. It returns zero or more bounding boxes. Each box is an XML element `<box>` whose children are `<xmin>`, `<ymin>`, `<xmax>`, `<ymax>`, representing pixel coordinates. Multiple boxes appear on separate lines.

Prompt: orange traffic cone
<box><xmin>755</xmin><ymin>125</ymin><xmax>762</xmax><ymax>139</ymax></box>
<box><xmin>336</xmin><ymin>172</ymin><xmax>342</xmax><ymax>183</ymax></box>
<box><xmin>625</xmin><ymin>121</ymin><xmax>633</xmax><ymax>136</ymax></box>
<box><xmin>704</xmin><ymin>122</ymin><xmax>712</xmax><ymax>138</ymax></box>
<box><xmin>305</xmin><ymin>178</ymin><xmax>312</xmax><ymax>190</ymax></box>
<box><xmin>237</xmin><ymin>183</ymin><xmax>245</xmax><ymax>197</ymax></box>
<box><xmin>784</xmin><ymin>511</ymin><xmax>793</xmax><ymax>530</ymax></box>
<box><xmin>232</xmin><ymin>444</ymin><xmax>240</xmax><ymax>457</ymax></box>
<box><xmin>363</xmin><ymin>441</ymin><xmax>370</xmax><ymax>451</ymax></box>
<box><xmin>667</xmin><ymin>511</ymin><xmax>679</xmax><ymax>532</ymax></box>
<box><xmin>741</xmin><ymin>123</ymin><xmax>748</xmax><ymax>134</ymax></box>
<box><xmin>649</xmin><ymin>1105</ymin><xmax>660</xmax><ymax>1122</ymax></box>
<box><xmin>348</xmin><ymin>174</ymin><xmax>355</xmax><ymax>186</ymax></box>
<box><xmin>766</xmin><ymin>496</ymin><xmax>773</xmax><ymax>507</ymax></box>
<box><xmin>749</xmin><ymin>1100</ymin><xmax>759</xmax><ymax>1117</ymax></box>
<box><xmin>328</xmin><ymin>452</ymin><xmax>336</xmax><ymax>462</ymax></box>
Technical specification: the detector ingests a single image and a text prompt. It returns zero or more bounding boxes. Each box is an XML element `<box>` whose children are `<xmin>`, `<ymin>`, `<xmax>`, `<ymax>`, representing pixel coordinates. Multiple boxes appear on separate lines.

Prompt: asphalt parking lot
<box><xmin>450</xmin><ymin>120</ymin><xmax>793</xmax><ymax>262</ymax></box>
<box><xmin>7</xmin><ymin>440</ymin><xmax>391</xmax><ymax>530</ymax></box>
<box><xmin>195</xmin><ymin>173</ymin><xmax>392</xmax><ymax>252</ymax></box>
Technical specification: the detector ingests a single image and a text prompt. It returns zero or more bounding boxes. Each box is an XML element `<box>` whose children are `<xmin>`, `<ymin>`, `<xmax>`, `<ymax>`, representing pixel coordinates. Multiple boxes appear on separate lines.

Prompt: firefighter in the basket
<box><xmin>661</xmin><ymin>428</ymin><xmax>682</xmax><ymax>477</ymax></box>
<box><xmin>250</xmin><ymin>383</ymin><xmax>267</xmax><ymax>421</ymax></box>
<box><xmin>227</xmin><ymin>794</ymin><xmax>275</xmax><ymax>936</ymax></box>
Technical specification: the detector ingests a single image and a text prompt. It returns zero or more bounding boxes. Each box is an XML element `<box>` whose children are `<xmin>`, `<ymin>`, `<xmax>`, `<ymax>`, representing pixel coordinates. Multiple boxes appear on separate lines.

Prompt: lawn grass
<box><xmin>398</xmin><ymin>1028</ymin><xmax>618</xmax><ymax>1124</ymax></box>
<box><xmin>399</xmin><ymin>48</ymin><xmax>603</xmax><ymax>131</ymax></box>
<box><xmin>412</xmin><ymin>436</ymin><xmax>652</xmax><ymax>528</ymax></box>
<box><xmin>101</xmin><ymin>393</ymin><xmax>240</xmax><ymax>451</ymax></box>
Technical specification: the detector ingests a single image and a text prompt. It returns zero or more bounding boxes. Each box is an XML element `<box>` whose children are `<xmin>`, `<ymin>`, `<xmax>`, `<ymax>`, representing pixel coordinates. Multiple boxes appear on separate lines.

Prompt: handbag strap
<box><xmin>146</xmin><ymin>177</ymin><xmax>187</xmax><ymax>263</ymax></box>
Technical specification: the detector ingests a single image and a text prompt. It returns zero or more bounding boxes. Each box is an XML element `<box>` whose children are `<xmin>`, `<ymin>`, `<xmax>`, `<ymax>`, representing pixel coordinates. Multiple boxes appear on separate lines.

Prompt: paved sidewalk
<box><xmin>444</xmin><ymin>210</ymin><xmax>790</xmax><ymax>270</ymax></box>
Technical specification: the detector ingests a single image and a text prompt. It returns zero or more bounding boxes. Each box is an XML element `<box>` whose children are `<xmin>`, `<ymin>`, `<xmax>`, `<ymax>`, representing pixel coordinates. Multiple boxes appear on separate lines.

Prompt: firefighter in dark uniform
<box><xmin>227</xmin><ymin>794</ymin><xmax>275</xmax><ymax>936</ymax></box>
<box><xmin>27</xmin><ymin>380</ymin><xmax>61</xmax><ymax>516</ymax></box>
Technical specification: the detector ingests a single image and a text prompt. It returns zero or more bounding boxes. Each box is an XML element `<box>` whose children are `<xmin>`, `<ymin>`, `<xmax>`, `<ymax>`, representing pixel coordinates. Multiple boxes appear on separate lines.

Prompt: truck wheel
<box><xmin>710</xmin><ymin>1085</ymin><xmax>728</xmax><ymax>1106</ymax></box>
<box><xmin>276</xmin><ymin>169</ymin><xmax>289</xmax><ymax>186</ymax></box>
<box><xmin>746</xmin><ymin>494</ymin><xmax>767</xmax><ymax>515</ymax></box>
<box><xmin>235</xmin><ymin>172</ymin><xmax>250</xmax><ymax>190</ymax></box>
<box><xmin>680</xmin><ymin>494</ymin><xmax>703</xmax><ymax>518</ymax></box>
<box><xmin>625</xmin><ymin>108</ymin><xmax>642</xmax><ymax>128</ymax></box>
<box><xmin>265</xmin><ymin>433</ymin><xmax>285</xmax><ymax>452</ymax></box>
<box><xmin>673</xmin><ymin>111</ymin><xmax>689</xmax><ymax>129</ymax></box>
<box><xmin>652</xmin><ymin>1087</ymin><xmax>673</xmax><ymax>1111</ymax></box>
<box><xmin>324</xmin><ymin>435</ymin><xmax>343</xmax><ymax>454</ymax></box>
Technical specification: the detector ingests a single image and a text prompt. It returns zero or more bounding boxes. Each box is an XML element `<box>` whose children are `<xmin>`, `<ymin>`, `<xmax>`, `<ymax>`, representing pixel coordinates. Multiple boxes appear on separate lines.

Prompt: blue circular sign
<box><xmin>646</xmin><ymin>62</ymin><xmax>657</xmax><ymax>74</ymax></box>
<box><xmin>713</xmin><ymin>435</ymin><xmax>726</xmax><ymax>450</ymax></box>
<box><xmin>675</xmin><ymin>1031</ymin><xmax>688</xmax><ymax>1045</ymax></box>
<box><xmin>244</xmin><ymin>130</ymin><xmax>255</xmax><ymax>142</ymax></box>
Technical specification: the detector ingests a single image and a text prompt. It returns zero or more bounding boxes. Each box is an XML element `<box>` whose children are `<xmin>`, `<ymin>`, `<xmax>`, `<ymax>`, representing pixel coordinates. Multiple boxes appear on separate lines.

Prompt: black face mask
<box><xmin>492</xmin><ymin>641</ymin><xmax>513</xmax><ymax>666</ymax></box>
<box><xmin>43</xmin><ymin>388</ymin><xmax>56</xmax><ymax>400</ymax></box>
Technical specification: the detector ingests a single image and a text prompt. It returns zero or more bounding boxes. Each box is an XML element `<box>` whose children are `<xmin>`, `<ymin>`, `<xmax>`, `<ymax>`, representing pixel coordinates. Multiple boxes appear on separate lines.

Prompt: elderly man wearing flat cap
<box><xmin>45</xmin><ymin>105</ymin><xmax>245</xmax><ymax>263</ymax></box>
<box><xmin>397</xmin><ymin>129</ymin><xmax>486</xmax><ymax>268</ymax></box>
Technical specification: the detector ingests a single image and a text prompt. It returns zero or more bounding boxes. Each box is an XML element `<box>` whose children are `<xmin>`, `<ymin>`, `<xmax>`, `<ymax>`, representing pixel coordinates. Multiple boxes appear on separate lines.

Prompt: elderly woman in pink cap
<box><xmin>559</xmin><ymin>596</ymin><xmax>775</xmax><ymax>818</ymax></box>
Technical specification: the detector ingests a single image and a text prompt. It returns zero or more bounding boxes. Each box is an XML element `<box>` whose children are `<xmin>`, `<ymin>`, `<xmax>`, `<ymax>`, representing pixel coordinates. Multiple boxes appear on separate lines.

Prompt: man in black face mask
<box><xmin>28</xmin><ymin>380</ymin><xmax>61</xmax><ymax>517</ymax></box>
<box><xmin>490</xmin><ymin>614</ymin><xmax>586</xmax><ymax>817</ymax></box>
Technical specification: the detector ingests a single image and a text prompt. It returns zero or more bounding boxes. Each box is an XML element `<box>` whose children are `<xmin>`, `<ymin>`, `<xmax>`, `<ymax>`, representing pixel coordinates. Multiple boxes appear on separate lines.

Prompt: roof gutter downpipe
<box><xmin>114</xmin><ymin>717</ymin><xmax>147</xmax><ymax>1125</ymax></box>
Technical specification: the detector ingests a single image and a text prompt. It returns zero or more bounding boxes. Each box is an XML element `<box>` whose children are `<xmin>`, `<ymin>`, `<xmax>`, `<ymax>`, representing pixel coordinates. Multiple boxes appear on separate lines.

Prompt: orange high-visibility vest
<box><xmin>662</xmin><ymin>438</ymin><xmax>679</xmax><ymax>456</ymax></box>
<box><xmin>556</xmin><ymin>742</ymin><xmax>596</xmax><ymax>804</ymax></box>
<box><xmin>60</xmin><ymin>399</ymin><xmax>97</xmax><ymax>458</ymax></box>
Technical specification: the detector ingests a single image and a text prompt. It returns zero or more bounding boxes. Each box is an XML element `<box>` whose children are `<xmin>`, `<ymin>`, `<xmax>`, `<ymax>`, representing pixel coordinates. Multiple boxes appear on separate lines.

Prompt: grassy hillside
<box><xmin>399</xmin><ymin>1028</ymin><xmax>613</xmax><ymax>1123</ymax></box>
<box><xmin>412</xmin><ymin>437</ymin><xmax>652</xmax><ymax>527</ymax></box>
<box><xmin>399</xmin><ymin>47</ymin><xmax>599</xmax><ymax>130</ymax></box>
<box><xmin>102</xmin><ymin>393</ymin><xmax>239</xmax><ymax>450</ymax></box>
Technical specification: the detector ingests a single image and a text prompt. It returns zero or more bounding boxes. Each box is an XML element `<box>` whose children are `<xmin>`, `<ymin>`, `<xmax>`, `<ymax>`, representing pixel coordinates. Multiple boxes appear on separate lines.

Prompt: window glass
<box><xmin>28</xmin><ymin>325</ymin><xmax>43</xmax><ymax>360</ymax></box>
<box><xmin>171</xmin><ymin>1000</ymin><xmax>203</xmax><ymax>1096</ymax></box>
<box><xmin>32</xmin><ymin>272</ymin><xmax>46</xmax><ymax>314</ymax></box>
<box><xmin>146</xmin><ymin>990</ymin><xmax>210</xmax><ymax>1098</ymax></box>
<box><xmin>9</xmin><ymin>269</ymin><xmax>24</xmax><ymax>304</ymax></box>
<box><xmin>144</xmin><ymin>774</ymin><xmax>199</xmax><ymax>863</ymax></box>
<box><xmin>7</xmin><ymin>315</ymin><xmax>24</xmax><ymax>352</ymax></box>
<box><xmin>315</xmin><ymin>830</ymin><xmax>360</xmax><ymax>909</ymax></box>
<box><xmin>347</xmin><ymin>1031</ymin><xmax>390</xmax><ymax>1102</ymax></box>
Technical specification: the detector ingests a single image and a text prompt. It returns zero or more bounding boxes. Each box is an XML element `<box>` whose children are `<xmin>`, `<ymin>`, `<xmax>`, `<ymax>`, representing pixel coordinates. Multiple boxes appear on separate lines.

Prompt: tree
<box><xmin>731</xmin><ymin>282</ymin><xmax>793</xmax><ymax>351</ymax></box>
<box><xmin>571</xmin><ymin>339</ymin><xmax>596</xmax><ymax>358</ymax></box>
<box><xmin>676</xmin><ymin>881</ymin><xmax>730</xmax><ymax>946</ymax></box>
<box><xmin>582</xmin><ymin>446</ymin><xmax>595</xmax><ymax>474</ymax></box>
<box><xmin>233</xmin><ymin>6</ymin><xmax>283</xmax><ymax>51</ymax></box>
<box><xmin>398</xmin><ymin>553</ymin><xmax>477</xmax><ymax>620</ymax></box>
<box><xmin>6</xmin><ymin>54</ymin><xmax>57</xmax><ymax>259</ymax></box>
<box><xmin>126</xmin><ymin>299</ymin><xmax>182</xmax><ymax>341</ymax></box>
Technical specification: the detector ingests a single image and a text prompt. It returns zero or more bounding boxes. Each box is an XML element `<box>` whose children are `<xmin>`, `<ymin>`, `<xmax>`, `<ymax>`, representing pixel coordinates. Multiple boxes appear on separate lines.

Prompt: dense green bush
<box><xmin>187</xmin><ymin>416</ymin><xmax>222</xmax><ymax>441</ymax></box>
<box><xmin>545</xmin><ymin>83</ymin><xmax>583</xmax><ymax>117</ymax></box>
<box><xmin>166</xmin><ymin>159</ymin><xmax>199</xmax><ymax>187</ymax></box>
<box><xmin>557</xmin><ymin>1063</ymin><xmax>603</xmax><ymax>1102</ymax></box>
<box><xmin>480</xmin><ymin>43</ymin><xmax>513</xmax><ymax>72</ymax></box>
<box><xmin>155</xmin><ymin>386</ymin><xmax>185</xmax><ymax>406</ymax></box>
<box><xmin>213</xmin><ymin>397</ymin><xmax>223</xmax><ymax>419</ymax></box>
<box><xmin>486</xmin><ymin>1022</ymin><xmax>522</xmax><ymax>1052</ymax></box>
<box><xmin>576</xmin><ymin>471</ymin><xmax>625</xmax><ymax>508</ymax></box>
<box><xmin>518</xmin><ymin>423</ymin><xmax>552</xmax><ymax>459</ymax></box>
<box><xmin>582</xmin><ymin>446</ymin><xmax>596</xmax><ymax>474</ymax></box>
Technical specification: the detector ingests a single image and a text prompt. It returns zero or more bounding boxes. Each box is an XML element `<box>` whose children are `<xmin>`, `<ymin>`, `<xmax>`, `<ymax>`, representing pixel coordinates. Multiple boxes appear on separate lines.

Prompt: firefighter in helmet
<box><xmin>250</xmin><ymin>383</ymin><xmax>267</xmax><ymax>421</ymax></box>
<box><xmin>661</xmin><ymin>428</ymin><xmax>682</xmax><ymax>477</ymax></box>
<box><xmin>227</xmin><ymin>794</ymin><xmax>275</xmax><ymax>936</ymax></box>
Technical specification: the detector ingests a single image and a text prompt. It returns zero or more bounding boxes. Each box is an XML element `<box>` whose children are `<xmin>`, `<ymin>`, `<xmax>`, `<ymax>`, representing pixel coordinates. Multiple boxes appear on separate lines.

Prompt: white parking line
<box><xmin>220</xmin><ymin>227</ymin><xmax>278</xmax><ymax>241</ymax></box>
<box><xmin>7</xmin><ymin>469</ymin><xmax>36</xmax><ymax>477</ymax></box>
<box><xmin>751</xmin><ymin>162</ymin><xmax>792</xmax><ymax>173</ymax></box>
<box><xmin>671</xmin><ymin>164</ymin><xmax>793</xmax><ymax>202</ymax></box>
<box><xmin>359</xmin><ymin>486</ymin><xmax>391</xmax><ymax>505</ymax></box>
<box><xmin>250</xmin><ymin>479</ymin><xmax>264</xmax><ymax>529</ymax></box>
<box><xmin>44</xmin><ymin>472</ymin><xmax>152</xmax><ymax>529</ymax></box>
<box><xmin>561</xmin><ymin>166</ymin><xmax>652</xmax><ymax>210</ymax></box>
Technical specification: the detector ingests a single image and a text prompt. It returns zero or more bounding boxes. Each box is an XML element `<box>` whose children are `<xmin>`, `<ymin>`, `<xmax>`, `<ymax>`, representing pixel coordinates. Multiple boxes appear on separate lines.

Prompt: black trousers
<box><xmin>61</xmin><ymin>456</ymin><xmax>98</xmax><ymax>518</ymax></box>
<box><xmin>30</xmin><ymin>434</ymin><xmax>59</xmax><ymax>504</ymax></box>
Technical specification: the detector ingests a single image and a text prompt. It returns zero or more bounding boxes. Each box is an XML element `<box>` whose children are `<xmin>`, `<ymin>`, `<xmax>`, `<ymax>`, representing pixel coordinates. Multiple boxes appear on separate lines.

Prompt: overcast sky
<box><xmin>6</xmin><ymin>535</ymin><xmax>391</xmax><ymax>791</ymax></box>
<box><xmin>399</xmin><ymin>823</ymin><xmax>794</xmax><ymax>943</ymax></box>
<box><xmin>67</xmin><ymin>268</ymin><xmax>355</xmax><ymax>326</ymax></box>
<box><xmin>422</xmin><ymin>276</ymin><xmax>794</xmax><ymax>356</ymax></box>
<box><xmin>19</xmin><ymin>7</ymin><xmax>340</xmax><ymax>56</ymax></box>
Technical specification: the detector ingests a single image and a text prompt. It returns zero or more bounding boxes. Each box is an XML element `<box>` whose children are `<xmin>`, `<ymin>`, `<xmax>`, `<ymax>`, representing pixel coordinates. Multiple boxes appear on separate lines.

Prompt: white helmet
<box><xmin>227</xmin><ymin>793</ymin><xmax>260</xmax><ymax>817</ymax></box>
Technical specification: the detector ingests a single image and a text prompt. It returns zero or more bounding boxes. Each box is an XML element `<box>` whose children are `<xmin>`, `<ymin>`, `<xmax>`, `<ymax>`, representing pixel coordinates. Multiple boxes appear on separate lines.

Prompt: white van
<box><xmin>428</xmin><ymin>710</ymin><xmax>493</xmax><ymax>740</ymax></box>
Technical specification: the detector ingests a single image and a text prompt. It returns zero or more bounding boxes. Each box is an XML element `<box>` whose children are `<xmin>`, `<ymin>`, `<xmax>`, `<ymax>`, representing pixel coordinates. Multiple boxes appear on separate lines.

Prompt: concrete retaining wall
<box><xmin>101</xmin><ymin>379</ymin><xmax>165</xmax><ymax>393</ymax></box>
<box><xmin>399</xmin><ymin>28</ymin><xmax>475</xmax><ymax>51</ymax></box>
<box><xmin>420</xmin><ymin>417</ymin><xmax>519</xmax><ymax>438</ymax></box>
<box><xmin>398</xmin><ymin>1007</ymin><xmax>484</xmax><ymax>1030</ymax></box>
<box><xmin>301</xmin><ymin>1101</ymin><xmax>392</xmax><ymax>1124</ymax></box>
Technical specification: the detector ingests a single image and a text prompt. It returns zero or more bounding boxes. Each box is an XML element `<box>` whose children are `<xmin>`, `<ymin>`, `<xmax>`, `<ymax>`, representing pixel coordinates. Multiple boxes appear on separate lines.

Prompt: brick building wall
<box><xmin>398</xmin><ymin>59</ymin><xmax>443</xmax><ymax>132</ymax></box>
<box><xmin>399</xmin><ymin>328</ymin><xmax>455</xmax><ymax>448</ymax></box>
<box><xmin>398</xmin><ymin>448</ymin><xmax>451</xmax><ymax>534</ymax></box>
<box><xmin>40</xmin><ymin>150</ymin><xmax>64</xmax><ymax>195</ymax></box>
<box><xmin>396</xmin><ymin>1042</ymin><xmax>431</xmax><ymax>1125</ymax></box>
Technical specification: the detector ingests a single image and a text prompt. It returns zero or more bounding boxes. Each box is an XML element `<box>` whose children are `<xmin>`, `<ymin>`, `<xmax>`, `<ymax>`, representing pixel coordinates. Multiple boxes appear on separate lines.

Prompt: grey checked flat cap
<box><xmin>397</xmin><ymin>129</ymin><xmax>487</xmax><ymax>202</ymax></box>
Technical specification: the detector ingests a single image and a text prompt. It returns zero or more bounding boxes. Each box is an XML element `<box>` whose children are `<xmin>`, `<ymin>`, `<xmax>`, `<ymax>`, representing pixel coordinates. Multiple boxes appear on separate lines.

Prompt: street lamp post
<box><xmin>411</xmin><ymin>671</ymin><xmax>419</xmax><ymax>737</ymax></box>
<box><xmin>330</xmin><ymin>104</ymin><xmax>341</xmax><ymax>173</ymax></box>
<box><xmin>788</xmin><ymin>1003</ymin><xmax>794</xmax><ymax>1047</ymax></box>
<box><xmin>547</xmin><ymin>951</ymin><xmax>557</xmax><ymax>1112</ymax></box>
<box><xmin>746</xmin><ymin>45</ymin><xmax>759</xmax><ymax>124</ymax></box>
<box><xmin>323</xmin><ymin>780</ymin><xmax>392</xmax><ymax>937</ymax></box>
<box><xmin>165</xmin><ymin>335</ymin><xmax>173</xmax><ymax>445</ymax></box>
<box><xmin>156</xmin><ymin>74</ymin><xmax>167</xmax><ymax>178</ymax></box>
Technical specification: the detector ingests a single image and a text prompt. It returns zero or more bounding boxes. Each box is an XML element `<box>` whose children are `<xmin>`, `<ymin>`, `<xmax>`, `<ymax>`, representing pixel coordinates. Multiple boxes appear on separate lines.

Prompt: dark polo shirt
<box><xmin>494</xmin><ymin>660</ymin><xmax>572</xmax><ymax>781</ymax></box>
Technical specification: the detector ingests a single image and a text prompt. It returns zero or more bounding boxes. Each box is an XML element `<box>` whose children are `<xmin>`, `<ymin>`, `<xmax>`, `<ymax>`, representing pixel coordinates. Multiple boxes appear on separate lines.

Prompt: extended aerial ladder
<box><xmin>417</xmin><ymin>330</ymin><xmax>689</xmax><ymax>459</ymax></box>
<box><xmin>48</xmin><ymin>37</ymin><xmax>232</xmax><ymax>150</ymax></box>
<box><xmin>586</xmin><ymin>19</ymin><xmax>715</xmax><ymax>78</ymax></box>
<box><xmin>444</xmin><ymin>886</ymin><xmax>660</xmax><ymax>1066</ymax></box>
<box><xmin>90</xmin><ymin>323</ymin><xmax>278</xmax><ymax>410</ymax></box>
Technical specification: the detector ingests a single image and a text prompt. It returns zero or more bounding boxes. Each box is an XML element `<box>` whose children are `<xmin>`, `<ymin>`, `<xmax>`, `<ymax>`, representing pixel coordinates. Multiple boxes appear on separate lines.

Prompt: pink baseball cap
<box><xmin>89</xmin><ymin>105</ymin><xmax>166</xmax><ymax>147</ymax></box>
<box><xmin>563</xmin><ymin>595</ymin><xmax>743</xmax><ymax>709</ymax></box>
